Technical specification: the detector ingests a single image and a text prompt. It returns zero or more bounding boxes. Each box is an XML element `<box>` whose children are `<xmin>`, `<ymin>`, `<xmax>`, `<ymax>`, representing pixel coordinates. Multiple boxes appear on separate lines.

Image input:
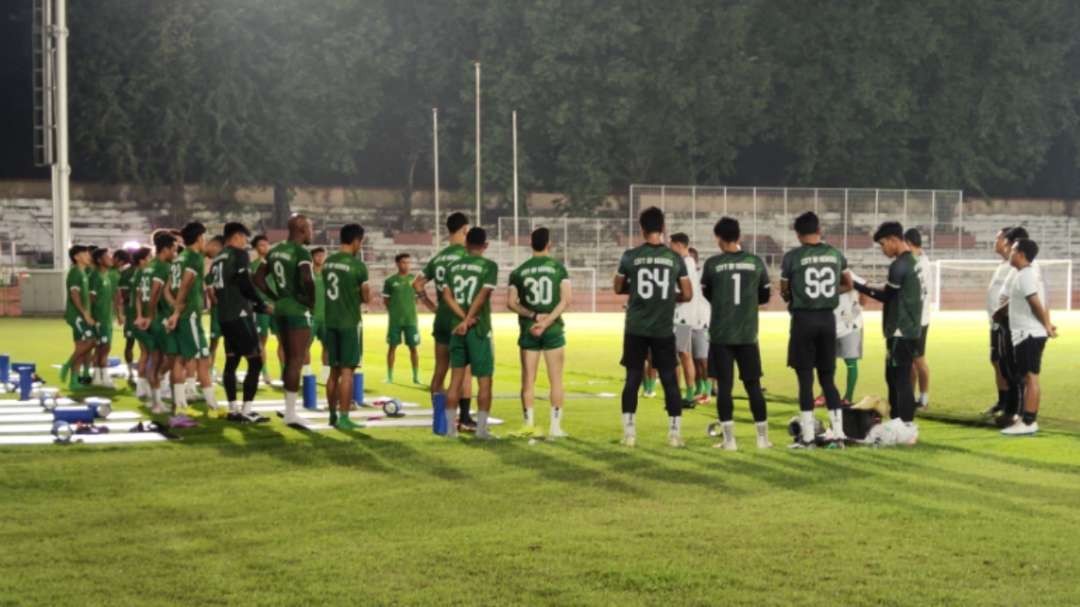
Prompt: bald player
<box><xmin>254</xmin><ymin>215</ymin><xmax>316</xmax><ymax>428</ymax></box>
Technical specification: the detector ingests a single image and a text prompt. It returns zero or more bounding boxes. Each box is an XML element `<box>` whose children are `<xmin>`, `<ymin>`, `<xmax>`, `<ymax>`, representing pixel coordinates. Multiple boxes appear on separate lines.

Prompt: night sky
<box><xmin>2</xmin><ymin>3</ymin><xmax>49</xmax><ymax>181</ymax></box>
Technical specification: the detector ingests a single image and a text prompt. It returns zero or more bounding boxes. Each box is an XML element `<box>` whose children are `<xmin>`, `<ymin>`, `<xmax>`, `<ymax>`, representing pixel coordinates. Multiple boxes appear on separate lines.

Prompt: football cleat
<box><xmin>474</xmin><ymin>428</ymin><xmax>497</xmax><ymax>441</ymax></box>
<box><xmin>1000</xmin><ymin>420</ymin><xmax>1039</xmax><ymax>436</ymax></box>
<box><xmin>548</xmin><ymin>428</ymin><xmax>569</xmax><ymax>439</ymax></box>
<box><xmin>787</xmin><ymin>440</ymin><xmax>816</xmax><ymax>450</ymax></box>
<box><xmin>756</xmin><ymin>436</ymin><xmax>773</xmax><ymax>449</ymax></box>
<box><xmin>667</xmin><ymin>432</ymin><xmax>685</xmax><ymax>448</ymax></box>
<box><xmin>620</xmin><ymin>434</ymin><xmax>637</xmax><ymax>448</ymax></box>
<box><xmin>713</xmin><ymin>439</ymin><xmax>737</xmax><ymax>451</ymax></box>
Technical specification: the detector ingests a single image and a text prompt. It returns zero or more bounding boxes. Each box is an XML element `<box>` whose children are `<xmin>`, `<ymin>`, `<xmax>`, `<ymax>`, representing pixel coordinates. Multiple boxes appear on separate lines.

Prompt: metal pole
<box><xmin>691</xmin><ymin>186</ymin><xmax>697</xmax><ymax>244</ymax></box>
<box><xmin>628</xmin><ymin>185</ymin><xmax>634</xmax><ymax>245</ymax></box>
<box><xmin>902</xmin><ymin>190</ymin><xmax>908</xmax><ymax>227</ymax></box>
<box><xmin>53</xmin><ymin>0</ymin><xmax>71</xmax><ymax>271</ymax></box>
<box><xmin>474</xmin><ymin>61</ymin><xmax>481</xmax><ymax>225</ymax></box>
<box><xmin>723</xmin><ymin>186</ymin><xmax>728</xmax><ymax>215</ymax></box>
<box><xmin>843</xmin><ymin>189</ymin><xmax>849</xmax><ymax>252</ymax></box>
<box><xmin>874</xmin><ymin>189</ymin><xmax>880</xmax><ymax>227</ymax></box>
<box><xmin>958</xmin><ymin>191</ymin><xmax>964</xmax><ymax>256</ymax></box>
<box><xmin>752</xmin><ymin>187</ymin><xmax>758</xmax><ymax>254</ymax></box>
<box><xmin>432</xmin><ymin>108</ymin><xmax>439</xmax><ymax>241</ymax></box>
<box><xmin>512</xmin><ymin>110</ymin><xmax>519</xmax><ymax>267</ymax></box>
<box><xmin>930</xmin><ymin>190</ymin><xmax>936</xmax><ymax>255</ymax></box>
<box><xmin>782</xmin><ymin>188</ymin><xmax>788</xmax><ymax>251</ymax></box>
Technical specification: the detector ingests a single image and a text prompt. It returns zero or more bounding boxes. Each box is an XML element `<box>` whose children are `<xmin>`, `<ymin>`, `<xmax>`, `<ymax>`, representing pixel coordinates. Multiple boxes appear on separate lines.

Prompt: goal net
<box><xmin>931</xmin><ymin>259</ymin><xmax>1074</xmax><ymax>312</ymax></box>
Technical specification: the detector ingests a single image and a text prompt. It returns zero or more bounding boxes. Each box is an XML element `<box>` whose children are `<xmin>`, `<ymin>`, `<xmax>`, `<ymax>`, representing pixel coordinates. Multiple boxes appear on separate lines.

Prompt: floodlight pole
<box><xmin>474</xmin><ymin>61</ymin><xmax>481</xmax><ymax>225</ymax></box>
<box><xmin>432</xmin><ymin>107</ymin><xmax>439</xmax><ymax>241</ymax></box>
<box><xmin>512</xmin><ymin>110</ymin><xmax>519</xmax><ymax>267</ymax></box>
<box><xmin>52</xmin><ymin>0</ymin><xmax>71</xmax><ymax>271</ymax></box>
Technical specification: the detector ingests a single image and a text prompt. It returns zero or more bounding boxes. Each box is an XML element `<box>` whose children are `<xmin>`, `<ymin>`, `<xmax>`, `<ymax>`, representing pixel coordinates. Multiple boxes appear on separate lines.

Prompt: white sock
<box><xmin>302</xmin><ymin>364</ymin><xmax>313</xmax><ymax>377</ymax></box>
<box><xmin>202</xmin><ymin>386</ymin><xmax>218</xmax><ymax>409</ymax></box>
<box><xmin>622</xmin><ymin>412</ymin><xmax>636</xmax><ymax>436</ymax></box>
<box><xmin>242</xmin><ymin>401</ymin><xmax>252</xmax><ymax>416</ymax></box>
<box><xmin>669</xmin><ymin>415</ymin><xmax>681</xmax><ymax>435</ymax></box>
<box><xmin>186</xmin><ymin>378</ymin><xmax>197</xmax><ymax>392</ymax></box>
<box><xmin>550</xmin><ymin>407</ymin><xmax>562</xmax><ymax>432</ymax></box>
<box><xmin>320</xmin><ymin>367</ymin><xmax>330</xmax><ymax>382</ymax></box>
<box><xmin>800</xmin><ymin>410</ymin><xmax>815</xmax><ymax>443</ymax></box>
<box><xmin>829</xmin><ymin>409</ymin><xmax>846</xmax><ymax>438</ymax></box>
<box><xmin>755</xmin><ymin>421</ymin><xmax>769</xmax><ymax>441</ymax></box>
<box><xmin>151</xmin><ymin>387</ymin><xmax>162</xmax><ymax>407</ymax></box>
<box><xmin>228</xmin><ymin>401</ymin><xmax>239</xmax><ymax>413</ymax></box>
<box><xmin>445</xmin><ymin>408</ymin><xmax>458</xmax><ymax>436</ymax></box>
<box><xmin>284</xmin><ymin>391</ymin><xmax>298</xmax><ymax>417</ymax></box>
<box><xmin>523</xmin><ymin>408</ymin><xmax>534</xmax><ymax>427</ymax></box>
<box><xmin>919</xmin><ymin>393</ymin><xmax>929</xmax><ymax>406</ymax></box>
<box><xmin>136</xmin><ymin>378</ymin><xmax>149</xmax><ymax>397</ymax></box>
<box><xmin>722</xmin><ymin>421</ymin><xmax>735</xmax><ymax>444</ymax></box>
<box><xmin>478</xmin><ymin>410</ymin><xmax>490</xmax><ymax>432</ymax></box>
<box><xmin>173</xmin><ymin>383</ymin><xmax>188</xmax><ymax>407</ymax></box>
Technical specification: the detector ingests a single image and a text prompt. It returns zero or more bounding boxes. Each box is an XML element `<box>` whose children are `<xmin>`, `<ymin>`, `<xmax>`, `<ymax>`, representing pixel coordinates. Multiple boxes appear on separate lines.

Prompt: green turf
<box><xmin>1</xmin><ymin>312</ymin><xmax>1079</xmax><ymax>606</ymax></box>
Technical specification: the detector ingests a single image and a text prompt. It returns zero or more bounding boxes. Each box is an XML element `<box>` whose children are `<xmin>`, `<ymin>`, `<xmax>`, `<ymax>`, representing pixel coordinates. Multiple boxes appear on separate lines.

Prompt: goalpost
<box><xmin>932</xmin><ymin>259</ymin><xmax>1074</xmax><ymax>312</ymax></box>
<box><xmin>566</xmin><ymin>267</ymin><xmax>597</xmax><ymax>313</ymax></box>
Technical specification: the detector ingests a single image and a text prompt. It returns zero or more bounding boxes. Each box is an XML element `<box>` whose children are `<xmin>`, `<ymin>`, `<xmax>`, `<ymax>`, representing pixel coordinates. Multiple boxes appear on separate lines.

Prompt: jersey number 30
<box><xmin>523</xmin><ymin>276</ymin><xmax>553</xmax><ymax>306</ymax></box>
<box><xmin>804</xmin><ymin>267</ymin><xmax>836</xmax><ymax>299</ymax></box>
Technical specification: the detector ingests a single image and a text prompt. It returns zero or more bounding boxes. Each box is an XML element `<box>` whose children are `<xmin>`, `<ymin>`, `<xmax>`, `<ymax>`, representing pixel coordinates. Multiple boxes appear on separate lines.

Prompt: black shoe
<box><xmin>681</xmin><ymin>398</ymin><xmax>697</xmax><ymax>410</ymax></box>
<box><xmin>241</xmin><ymin>412</ymin><xmax>270</xmax><ymax>424</ymax></box>
<box><xmin>458</xmin><ymin>419</ymin><xmax>477</xmax><ymax>433</ymax></box>
<box><xmin>226</xmin><ymin>412</ymin><xmax>246</xmax><ymax>422</ymax></box>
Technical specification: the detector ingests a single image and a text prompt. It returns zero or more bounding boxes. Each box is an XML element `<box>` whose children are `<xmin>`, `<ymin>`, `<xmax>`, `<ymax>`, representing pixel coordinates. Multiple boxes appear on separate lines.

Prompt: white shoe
<box><xmin>642</xmin><ymin>390</ymin><xmax>656</xmax><ymax>398</ymax></box>
<box><xmin>150</xmin><ymin>404</ymin><xmax>166</xmax><ymax>415</ymax></box>
<box><xmin>756</xmin><ymin>436</ymin><xmax>773</xmax><ymax>449</ymax></box>
<box><xmin>1001</xmin><ymin>420</ymin><xmax>1039</xmax><ymax>436</ymax></box>
<box><xmin>620</xmin><ymin>434</ymin><xmax>636</xmax><ymax>448</ymax></box>
<box><xmin>788</xmin><ymin>440</ymin><xmax>815</xmax><ymax>450</ymax></box>
<box><xmin>548</xmin><ymin>428</ymin><xmax>569</xmax><ymax>439</ymax></box>
<box><xmin>281</xmin><ymin>413</ymin><xmax>309</xmax><ymax>428</ymax></box>
<box><xmin>475</xmin><ymin>428</ymin><xmax>496</xmax><ymax>441</ymax></box>
<box><xmin>667</xmin><ymin>432</ymin><xmax>685</xmax><ymax>448</ymax></box>
<box><xmin>713</xmin><ymin>439</ymin><xmax>737</xmax><ymax>451</ymax></box>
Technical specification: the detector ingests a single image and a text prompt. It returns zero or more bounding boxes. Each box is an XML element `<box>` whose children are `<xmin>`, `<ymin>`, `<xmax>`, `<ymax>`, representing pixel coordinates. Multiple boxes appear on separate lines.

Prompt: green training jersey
<box><xmin>266</xmin><ymin>241</ymin><xmax>314</xmax><ymax>317</ymax></box>
<box><xmin>176</xmin><ymin>249</ymin><xmax>205</xmax><ymax>317</ymax></box>
<box><xmin>149</xmin><ymin>258</ymin><xmax>174</xmax><ymax>317</ymax></box>
<box><xmin>322</xmin><ymin>251</ymin><xmax>368</xmax><ymax>329</ymax></box>
<box><xmin>211</xmin><ymin>246</ymin><xmax>259</xmax><ymax>323</ymax></box>
<box><xmin>88</xmin><ymin>268</ymin><xmax>117</xmax><ymax>322</ymax></box>
<box><xmin>423</xmin><ymin>243</ymin><xmax>467</xmax><ymax>320</ymax></box>
<box><xmin>313</xmin><ymin>268</ymin><xmax>326</xmax><ymax>323</ymax></box>
<box><xmin>64</xmin><ymin>266</ymin><xmax>89</xmax><ymax>324</ymax></box>
<box><xmin>250</xmin><ymin>257</ymin><xmax>273</xmax><ymax>307</ymax></box>
<box><xmin>446</xmin><ymin>254</ymin><xmax>499</xmax><ymax>337</ymax></box>
<box><xmin>383</xmin><ymin>273</ymin><xmax>418</xmax><ymax>327</ymax></box>
<box><xmin>617</xmin><ymin>243</ymin><xmax>688</xmax><ymax>338</ymax></box>
<box><xmin>883</xmin><ymin>251</ymin><xmax>924</xmax><ymax>339</ymax></box>
<box><xmin>700</xmin><ymin>250</ymin><xmax>771</xmax><ymax>345</ymax></box>
<box><xmin>119</xmin><ymin>266</ymin><xmax>137</xmax><ymax>318</ymax></box>
<box><xmin>508</xmin><ymin>255</ymin><xmax>569</xmax><ymax>337</ymax></box>
<box><xmin>780</xmin><ymin>242</ymin><xmax>847</xmax><ymax>311</ymax></box>
<box><xmin>135</xmin><ymin>266</ymin><xmax>153</xmax><ymax>318</ymax></box>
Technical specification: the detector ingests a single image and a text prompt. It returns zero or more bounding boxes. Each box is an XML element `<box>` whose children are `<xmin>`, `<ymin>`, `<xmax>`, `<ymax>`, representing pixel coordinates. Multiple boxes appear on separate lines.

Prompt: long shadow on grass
<box><xmin>474</xmin><ymin>438</ymin><xmax>650</xmax><ymax>497</ymax></box>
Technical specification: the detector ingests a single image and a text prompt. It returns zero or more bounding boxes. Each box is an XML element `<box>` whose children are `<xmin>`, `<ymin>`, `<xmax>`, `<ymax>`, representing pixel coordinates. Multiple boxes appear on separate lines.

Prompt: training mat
<box><xmin>0</xmin><ymin>410</ymin><xmax>142</xmax><ymax>424</ymax></box>
<box><xmin>0</xmin><ymin>422</ymin><xmax>149</xmax><ymax>435</ymax></box>
<box><xmin>0</xmin><ymin>398</ymin><xmax>77</xmax><ymax>407</ymax></box>
<box><xmin>0</xmin><ymin>432</ymin><xmax>169</xmax><ymax>446</ymax></box>
<box><xmin>247</xmin><ymin>401</ymin><xmax>423</xmax><ymax>414</ymax></box>
<box><xmin>298</xmin><ymin>416</ymin><xmax>505</xmax><ymax>431</ymax></box>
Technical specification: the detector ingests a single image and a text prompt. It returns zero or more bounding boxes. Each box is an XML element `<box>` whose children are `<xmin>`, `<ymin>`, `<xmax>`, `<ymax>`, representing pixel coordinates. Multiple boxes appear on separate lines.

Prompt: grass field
<box><xmin>2</xmin><ymin>311</ymin><xmax>1080</xmax><ymax>606</ymax></box>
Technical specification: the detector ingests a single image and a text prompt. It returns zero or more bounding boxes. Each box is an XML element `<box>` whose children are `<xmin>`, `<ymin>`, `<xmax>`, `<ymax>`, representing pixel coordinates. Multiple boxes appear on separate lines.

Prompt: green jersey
<box><xmin>883</xmin><ymin>251</ymin><xmax>925</xmax><ymax>339</ymax></box>
<box><xmin>135</xmin><ymin>266</ymin><xmax>154</xmax><ymax>318</ymax></box>
<box><xmin>508</xmin><ymin>255</ymin><xmax>569</xmax><ymax>337</ymax></box>
<box><xmin>119</xmin><ymin>266</ymin><xmax>137</xmax><ymax>318</ymax></box>
<box><xmin>617</xmin><ymin>243</ymin><xmax>688</xmax><ymax>338</ymax></box>
<box><xmin>423</xmin><ymin>243</ymin><xmax>467</xmax><ymax>320</ymax></box>
<box><xmin>700</xmin><ymin>251</ymin><xmax>771</xmax><ymax>345</ymax></box>
<box><xmin>780</xmin><ymin>242</ymin><xmax>848</xmax><ymax>311</ymax></box>
<box><xmin>211</xmin><ymin>246</ymin><xmax>260</xmax><ymax>323</ymax></box>
<box><xmin>88</xmin><ymin>268</ymin><xmax>118</xmax><ymax>322</ymax></box>
<box><xmin>64</xmin><ymin>266</ymin><xmax>90</xmax><ymax>324</ymax></box>
<box><xmin>322</xmin><ymin>252</ymin><xmax>368</xmax><ymax>329</ymax></box>
<box><xmin>250</xmin><ymin>257</ymin><xmax>273</xmax><ymax>306</ymax></box>
<box><xmin>175</xmin><ymin>249</ymin><xmax>205</xmax><ymax>317</ymax></box>
<box><xmin>383</xmin><ymin>273</ymin><xmax>418</xmax><ymax>327</ymax></box>
<box><xmin>446</xmin><ymin>254</ymin><xmax>499</xmax><ymax>337</ymax></box>
<box><xmin>149</xmin><ymin>258</ymin><xmax>174</xmax><ymax>317</ymax></box>
<box><xmin>313</xmin><ymin>268</ymin><xmax>326</xmax><ymax>323</ymax></box>
<box><xmin>266</xmin><ymin>241</ymin><xmax>314</xmax><ymax>317</ymax></box>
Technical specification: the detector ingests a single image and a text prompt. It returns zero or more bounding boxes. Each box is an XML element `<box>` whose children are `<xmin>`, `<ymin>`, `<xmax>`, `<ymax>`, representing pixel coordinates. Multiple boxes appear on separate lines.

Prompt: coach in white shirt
<box><xmin>984</xmin><ymin>226</ymin><xmax>1028</xmax><ymax>422</ymax></box>
<box><xmin>905</xmin><ymin>229</ymin><xmax>932</xmax><ymax>408</ymax></box>
<box><xmin>993</xmin><ymin>238</ymin><xmax>1057</xmax><ymax>436</ymax></box>
<box><xmin>670</xmin><ymin>233</ymin><xmax>708</xmax><ymax>405</ymax></box>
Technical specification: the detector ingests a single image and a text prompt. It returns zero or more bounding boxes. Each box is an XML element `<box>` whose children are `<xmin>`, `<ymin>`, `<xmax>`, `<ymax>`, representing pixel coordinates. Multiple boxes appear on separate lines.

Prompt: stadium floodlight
<box><xmin>33</xmin><ymin>0</ymin><xmax>71</xmax><ymax>271</ymax></box>
<box><xmin>432</xmin><ymin>107</ymin><xmax>439</xmax><ymax>240</ymax></box>
<box><xmin>475</xmin><ymin>61</ymin><xmax>481</xmax><ymax>225</ymax></box>
<box><xmin>512</xmin><ymin>110</ymin><xmax>519</xmax><ymax>267</ymax></box>
<box><xmin>932</xmin><ymin>259</ymin><xmax>1074</xmax><ymax>311</ymax></box>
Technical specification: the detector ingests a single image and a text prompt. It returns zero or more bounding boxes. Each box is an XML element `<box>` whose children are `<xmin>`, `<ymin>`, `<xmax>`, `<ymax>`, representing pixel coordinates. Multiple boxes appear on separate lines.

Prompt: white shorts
<box><xmin>691</xmin><ymin>328</ymin><xmax>709</xmax><ymax>360</ymax></box>
<box><xmin>836</xmin><ymin>329</ymin><xmax>863</xmax><ymax>360</ymax></box>
<box><xmin>675</xmin><ymin>325</ymin><xmax>693</xmax><ymax>354</ymax></box>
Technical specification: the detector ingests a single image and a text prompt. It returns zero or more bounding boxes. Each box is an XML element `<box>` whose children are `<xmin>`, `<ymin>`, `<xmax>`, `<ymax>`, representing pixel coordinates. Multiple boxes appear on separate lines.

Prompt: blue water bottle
<box><xmin>0</xmin><ymin>354</ymin><xmax>9</xmax><ymax>385</ymax></box>
<box><xmin>302</xmin><ymin>368</ymin><xmax>318</xmax><ymax>410</ymax></box>
<box><xmin>18</xmin><ymin>365</ymin><xmax>34</xmax><ymax>401</ymax></box>
<box><xmin>353</xmin><ymin>371</ymin><xmax>364</xmax><ymax>406</ymax></box>
<box><xmin>432</xmin><ymin>393</ymin><xmax>447</xmax><ymax>435</ymax></box>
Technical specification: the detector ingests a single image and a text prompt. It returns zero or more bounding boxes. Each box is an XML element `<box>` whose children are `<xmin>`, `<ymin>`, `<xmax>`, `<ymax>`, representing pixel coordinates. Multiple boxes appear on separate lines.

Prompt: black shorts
<box><xmin>708</xmin><ymin>343</ymin><xmax>763</xmax><ymax>385</ymax></box>
<box><xmin>221</xmin><ymin>316</ymin><xmax>260</xmax><ymax>358</ymax></box>
<box><xmin>996</xmin><ymin>328</ymin><xmax>1017</xmax><ymax>378</ymax></box>
<box><xmin>787</xmin><ymin>310</ymin><xmax>836</xmax><ymax>372</ymax></box>
<box><xmin>887</xmin><ymin>336</ymin><xmax>917</xmax><ymax>370</ymax></box>
<box><xmin>990</xmin><ymin>327</ymin><xmax>1002</xmax><ymax>363</ymax></box>
<box><xmin>621</xmin><ymin>334</ymin><xmax>677</xmax><ymax>372</ymax></box>
<box><xmin>914</xmin><ymin>325</ymin><xmax>929</xmax><ymax>358</ymax></box>
<box><xmin>1013</xmin><ymin>336</ymin><xmax>1047</xmax><ymax>376</ymax></box>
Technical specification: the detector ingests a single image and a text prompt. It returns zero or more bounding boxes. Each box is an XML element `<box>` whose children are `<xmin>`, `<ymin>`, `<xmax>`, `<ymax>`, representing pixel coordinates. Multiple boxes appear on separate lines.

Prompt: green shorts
<box><xmin>449</xmin><ymin>329</ymin><xmax>494</xmax><ymax>378</ymax></box>
<box><xmin>124</xmin><ymin>315</ymin><xmax>135</xmax><ymax>340</ymax></box>
<box><xmin>432</xmin><ymin>309</ymin><xmax>455</xmax><ymax>345</ymax></box>
<box><xmin>68</xmin><ymin>317</ymin><xmax>96</xmax><ymax>342</ymax></box>
<box><xmin>388</xmin><ymin>323</ymin><xmax>421</xmax><ymax>347</ymax></box>
<box><xmin>324</xmin><ymin>325</ymin><xmax>362</xmax><ymax>368</ymax></box>
<box><xmin>210</xmin><ymin>308</ymin><xmax>222</xmax><ymax>340</ymax></box>
<box><xmin>256</xmin><ymin>313</ymin><xmax>272</xmax><ymax>338</ymax></box>
<box><xmin>151</xmin><ymin>320</ymin><xmax>178</xmax><ymax>355</ymax></box>
<box><xmin>518</xmin><ymin>327</ymin><xmax>565</xmax><ymax>351</ymax></box>
<box><xmin>273</xmin><ymin>314</ymin><xmax>312</xmax><ymax>335</ymax></box>
<box><xmin>133</xmin><ymin>326</ymin><xmax>154</xmax><ymax>349</ymax></box>
<box><xmin>176</xmin><ymin>313</ymin><xmax>210</xmax><ymax>360</ymax></box>
<box><xmin>96</xmin><ymin>319</ymin><xmax>114</xmax><ymax>346</ymax></box>
<box><xmin>312</xmin><ymin>320</ymin><xmax>326</xmax><ymax>344</ymax></box>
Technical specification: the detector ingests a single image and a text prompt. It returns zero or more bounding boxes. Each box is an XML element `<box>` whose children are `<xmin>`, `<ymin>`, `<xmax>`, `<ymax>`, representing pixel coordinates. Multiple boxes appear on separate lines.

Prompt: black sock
<box><xmin>1022</xmin><ymin>410</ymin><xmax>1038</xmax><ymax>425</ymax></box>
<box><xmin>460</xmin><ymin>398</ymin><xmax>472</xmax><ymax>421</ymax></box>
<box><xmin>996</xmin><ymin>390</ymin><xmax>1008</xmax><ymax>409</ymax></box>
<box><xmin>223</xmin><ymin>355</ymin><xmax>240</xmax><ymax>403</ymax></box>
<box><xmin>243</xmin><ymin>356</ymin><xmax>263</xmax><ymax>403</ymax></box>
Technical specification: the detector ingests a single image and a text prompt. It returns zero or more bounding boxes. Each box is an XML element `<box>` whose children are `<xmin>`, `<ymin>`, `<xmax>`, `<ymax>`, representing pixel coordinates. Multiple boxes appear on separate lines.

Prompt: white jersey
<box><xmin>915</xmin><ymin>252</ymin><xmax>931</xmax><ymax>326</ymax></box>
<box><xmin>674</xmin><ymin>255</ymin><xmax>706</xmax><ymax>329</ymax></box>
<box><xmin>1007</xmin><ymin>265</ymin><xmax>1048</xmax><ymax>345</ymax></box>
<box><xmin>987</xmin><ymin>261</ymin><xmax>1012</xmax><ymax>327</ymax></box>
<box><xmin>834</xmin><ymin>290</ymin><xmax>863</xmax><ymax>339</ymax></box>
